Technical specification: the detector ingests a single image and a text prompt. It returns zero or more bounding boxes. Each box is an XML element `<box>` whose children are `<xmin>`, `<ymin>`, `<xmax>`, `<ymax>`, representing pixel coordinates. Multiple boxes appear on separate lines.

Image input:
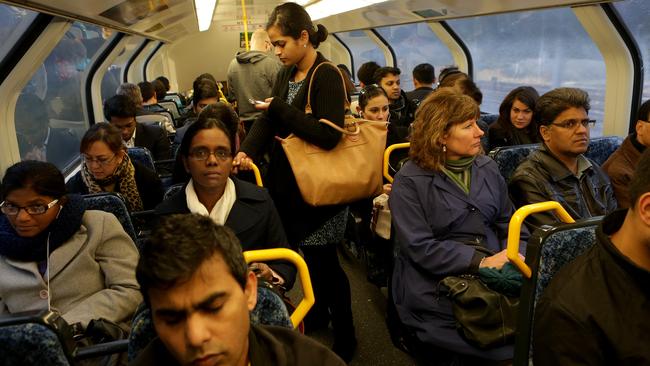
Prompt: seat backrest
<box><xmin>0</xmin><ymin>310</ymin><xmax>76</xmax><ymax>366</ymax></box>
<box><xmin>158</xmin><ymin>101</ymin><xmax>180</xmax><ymax>120</ymax></box>
<box><xmin>513</xmin><ymin>217</ymin><xmax>601</xmax><ymax>366</ymax></box>
<box><xmin>82</xmin><ymin>192</ymin><xmax>138</xmax><ymax>241</ymax></box>
<box><xmin>136</xmin><ymin>114</ymin><xmax>165</xmax><ymax>128</ymax></box>
<box><xmin>127</xmin><ymin>286</ymin><xmax>292</xmax><ymax>362</ymax></box>
<box><xmin>163</xmin><ymin>93</ymin><xmax>182</xmax><ymax>108</ymax></box>
<box><xmin>163</xmin><ymin>183</ymin><xmax>185</xmax><ymax>200</ymax></box>
<box><xmin>127</xmin><ymin>147</ymin><xmax>156</xmax><ymax>172</ymax></box>
<box><xmin>585</xmin><ymin>136</ymin><xmax>624</xmax><ymax>166</ymax></box>
<box><xmin>488</xmin><ymin>143</ymin><xmax>539</xmax><ymax>181</ymax></box>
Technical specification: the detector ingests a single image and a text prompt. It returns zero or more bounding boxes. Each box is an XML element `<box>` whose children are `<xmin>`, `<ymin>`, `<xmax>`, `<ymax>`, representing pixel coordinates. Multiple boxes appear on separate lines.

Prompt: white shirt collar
<box><xmin>185</xmin><ymin>178</ymin><xmax>237</xmax><ymax>225</ymax></box>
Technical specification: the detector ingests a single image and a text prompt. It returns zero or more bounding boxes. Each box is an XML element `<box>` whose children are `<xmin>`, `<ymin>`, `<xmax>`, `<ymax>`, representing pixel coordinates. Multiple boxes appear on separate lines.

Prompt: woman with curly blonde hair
<box><xmin>390</xmin><ymin>88</ymin><xmax>528</xmax><ymax>364</ymax></box>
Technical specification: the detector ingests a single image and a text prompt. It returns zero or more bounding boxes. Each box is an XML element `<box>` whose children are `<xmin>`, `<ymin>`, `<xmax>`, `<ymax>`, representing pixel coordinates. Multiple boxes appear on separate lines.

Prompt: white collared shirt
<box><xmin>185</xmin><ymin>178</ymin><xmax>236</xmax><ymax>225</ymax></box>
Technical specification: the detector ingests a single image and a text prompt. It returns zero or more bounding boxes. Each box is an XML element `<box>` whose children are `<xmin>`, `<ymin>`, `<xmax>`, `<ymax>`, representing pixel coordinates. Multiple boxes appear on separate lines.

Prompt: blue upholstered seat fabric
<box><xmin>127</xmin><ymin>147</ymin><xmax>156</xmax><ymax>172</ymax></box>
<box><xmin>82</xmin><ymin>193</ymin><xmax>138</xmax><ymax>241</ymax></box>
<box><xmin>584</xmin><ymin>136</ymin><xmax>624</xmax><ymax>166</ymax></box>
<box><xmin>163</xmin><ymin>183</ymin><xmax>185</xmax><ymax>201</ymax></box>
<box><xmin>127</xmin><ymin>287</ymin><xmax>293</xmax><ymax>361</ymax></box>
<box><xmin>0</xmin><ymin>323</ymin><xmax>70</xmax><ymax>366</ymax></box>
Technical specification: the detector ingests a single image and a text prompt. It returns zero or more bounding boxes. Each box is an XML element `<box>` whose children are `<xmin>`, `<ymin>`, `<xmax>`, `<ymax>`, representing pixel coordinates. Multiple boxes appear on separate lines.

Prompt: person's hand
<box><xmin>479</xmin><ymin>249</ymin><xmax>524</xmax><ymax>270</ymax></box>
<box><xmin>382</xmin><ymin>184</ymin><xmax>392</xmax><ymax>195</ymax></box>
<box><xmin>232</xmin><ymin>152</ymin><xmax>253</xmax><ymax>174</ymax></box>
<box><xmin>250</xmin><ymin>262</ymin><xmax>273</xmax><ymax>282</ymax></box>
<box><xmin>254</xmin><ymin>97</ymin><xmax>273</xmax><ymax>111</ymax></box>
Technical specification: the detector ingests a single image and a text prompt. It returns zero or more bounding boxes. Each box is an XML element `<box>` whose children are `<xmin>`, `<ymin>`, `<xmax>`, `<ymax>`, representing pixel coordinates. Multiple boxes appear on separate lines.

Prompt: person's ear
<box><xmin>636</xmin><ymin>192</ymin><xmax>650</xmax><ymax>227</ymax></box>
<box><xmin>539</xmin><ymin>125</ymin><xmax>551</xmax><ymax>143</ymax></box>
<box><xmin>244</xmin><ymin>270</ymin><xmax>258</xmax><ymax>311</ymax></box>
<box><xmin>300</xmin><ymin>30</ymin><xmax>309</xmax><ymax>46</ymax></box>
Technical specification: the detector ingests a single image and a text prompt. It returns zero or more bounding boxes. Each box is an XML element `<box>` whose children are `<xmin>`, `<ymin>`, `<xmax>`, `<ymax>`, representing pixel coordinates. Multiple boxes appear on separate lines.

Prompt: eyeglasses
<box><xmin>188</xmin><ymin>148</ymin><xmax>232</xmax><ymax>161</ymax></box>
<box><xmin>550</xmin><ymin>119</ymin><xmax>596</xmax><ymax>130</ymax></box>
<box><xmin>83</xmin><ymin>154</ymin><xmax>117</xmax><ymax>167</ymax></box>
<box><xmin>0</xmin><ymin>199</ymin><xmax>59</xmax><ymax>216</ymax></box>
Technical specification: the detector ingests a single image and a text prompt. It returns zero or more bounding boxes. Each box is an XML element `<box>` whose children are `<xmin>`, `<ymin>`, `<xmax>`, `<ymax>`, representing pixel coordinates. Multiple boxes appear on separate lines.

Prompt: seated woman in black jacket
<box><xmin>155</xmin><ymin>117</ymin><xmax>296</xmax><ymax>289</ymax></box>
<box><xmin>66</xmin><ymin>123</ymin><xmax>163</xmax><ymax>211</ymax></box>
<box><xmin>488</xmin><ymin>86</ymin><xmax>540</xmax><ymax>152</ymax></box>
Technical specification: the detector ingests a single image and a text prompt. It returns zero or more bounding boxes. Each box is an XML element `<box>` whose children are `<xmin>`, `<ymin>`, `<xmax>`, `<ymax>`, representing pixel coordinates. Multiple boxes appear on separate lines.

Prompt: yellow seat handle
<box><xmin>243</xmin><ymin>248</ymin><xmax>313</xmax><ymax>329</ymax></box>
<box><xmin>250</xmin><ymin>162</ymin><xmax>263</xmax><ymax>188</ymax></box>
<box><xmin>383</xmin><ymin>143</ymin><xmax>410</xmax><ymax>183</ymax></box>
<box><xmin>506</xmin><ymin>201</ymin><xmax>574</xmax><ymax>278</ymax></box>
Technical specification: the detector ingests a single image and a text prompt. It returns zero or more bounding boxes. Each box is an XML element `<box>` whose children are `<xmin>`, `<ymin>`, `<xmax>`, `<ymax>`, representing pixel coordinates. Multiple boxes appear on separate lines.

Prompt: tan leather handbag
<box><xmin>279</xmin><ymin>62</ymin><xmax>388</xmax><ymax>206</ymax></box>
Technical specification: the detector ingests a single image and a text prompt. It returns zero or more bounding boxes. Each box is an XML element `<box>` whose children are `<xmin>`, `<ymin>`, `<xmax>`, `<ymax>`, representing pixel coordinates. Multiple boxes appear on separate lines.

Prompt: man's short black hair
<box><xmin>373</xmin><ymin>66</ymin><xmax>401</xmax><ymax>85</ymax></box>
<box><xmin>103</xmin><ymin>94</ymin><xmax>137</xmax><ymax>120</ymax></box>
<box><xmin>136</xmin><ymin>214</ymin><xmax>248</xmax><ymax>305</ymax></box>
<box><xmin>155</xmin><ymin>76</ymin><xmax>170</xmax><ymax>91</ymax></box>
<box><xmin>357</xmin><ymin>61</ymin><xmax>380</xmax><ymax>86</ymax></box>
<box><xmin>138</xmin><ymin>81</ymin><xmax>155</xmax><ymax>102</ymax></box>
<box><xmin>412</xmin><ymin>63</ymin><xmax>435</xmax><ymax>85</ymax></box>
<box><xmin>629</xmin><ymin>149</ymin><xmax>650</xmax><ymax>209</ymax></box>
<box><xmin>193</xmin><ymin>79</ymin><xmax>219</xmax><ymax>106</ymax></box>
<box><xmin>637</xmin><ymin>99</ymin><xmax>650</xmax><ymax>122</ymax></box>
<box><xmin>536</xmin><ymin>88</ymin><xmax>590</xmax><ymax>126</ymax></box>
<box><xmin>152</xmin><ymin>79</ymin><xmax>166</xmax><ymax>101</ymax></box>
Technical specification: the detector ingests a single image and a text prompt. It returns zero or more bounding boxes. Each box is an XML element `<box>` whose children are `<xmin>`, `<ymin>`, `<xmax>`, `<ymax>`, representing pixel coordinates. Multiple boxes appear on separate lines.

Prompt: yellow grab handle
<box><xmin>244</xmin><ymin>248</ymin><xmax>313</xmax><ymax>329</ymax></box>
<box><xmin>507</xmin><ymin>201</ymin><xmax>575</xmax><ymax>278</ymax></box>
<box><xmin>383</xmin><ymin>143</ymin><xmax>410</xmax><ymax>183</ymax></box>
<box><xmin>250</xmin><ymin>162</ymin><xmax>263</xmax><ymax>188</ymax></box>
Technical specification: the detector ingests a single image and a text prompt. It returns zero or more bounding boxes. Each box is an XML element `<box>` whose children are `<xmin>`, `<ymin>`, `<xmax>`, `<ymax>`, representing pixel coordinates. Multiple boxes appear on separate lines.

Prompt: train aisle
<box><xmin>289</xmin><ymin>246</ymin><xmax>416</xmax><ymax>365</ymax></box>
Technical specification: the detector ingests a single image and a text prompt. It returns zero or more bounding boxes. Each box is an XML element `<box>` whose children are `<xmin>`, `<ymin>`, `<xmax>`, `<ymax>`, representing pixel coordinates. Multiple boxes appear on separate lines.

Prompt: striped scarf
<box><xmin>81</xmin><ymin>154</ymin><xmax>143</xmax><ymax>212</ymax></box>
<box><xmin>442</xmin><ymin>156</ymin><xmax>476</xmax><ymax>195</ymax></box>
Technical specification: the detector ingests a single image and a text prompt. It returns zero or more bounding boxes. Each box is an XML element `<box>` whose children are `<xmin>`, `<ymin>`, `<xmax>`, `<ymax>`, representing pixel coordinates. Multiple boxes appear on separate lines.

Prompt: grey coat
<box><xmin>0</xmin><ymin>210</ymin><xmax>142</xmax><ymax>328</ymax></box>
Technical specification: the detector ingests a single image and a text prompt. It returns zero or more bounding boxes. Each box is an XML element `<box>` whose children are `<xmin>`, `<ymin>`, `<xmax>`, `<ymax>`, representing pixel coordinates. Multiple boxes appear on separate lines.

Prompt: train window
<box><xmin>0</xmin><ymin>5</ymin><xmax>37</xmax><ymax>62</ymax></box>
<box><xmin>448</xmin><ymin>8</ymin><xmax>606</xmax><ymax>137</ymax></box>
<box><xmin>15</xmin><ymin>22</ymin><xmax>112</xmax><ymax>171</ymax></box>
<box><xmin>335</xmin><ymin>30</ymin><xmax>386</xmax><ymax>80</ymax></box>
<box><xmin>375</xmin><ymin>23</ymin><xmax>454</xmax><ymax>92</ymax></box>
<box><xmin>100</xmin><ymin>35</ymin><xmax>145</xmax><ymax>103</ymax></box>
<box><xmin>613</xmin><ymin>0</ymin><xmax>650</xmax><ymax>101</ymax></box>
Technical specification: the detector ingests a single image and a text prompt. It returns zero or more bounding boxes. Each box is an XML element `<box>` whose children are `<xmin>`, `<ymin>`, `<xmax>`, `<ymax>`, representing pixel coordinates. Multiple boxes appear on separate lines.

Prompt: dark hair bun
<box><xmin>316</xmin><ymin>24</ymin><xmax>328</xmax><ymax>43</ymax></box>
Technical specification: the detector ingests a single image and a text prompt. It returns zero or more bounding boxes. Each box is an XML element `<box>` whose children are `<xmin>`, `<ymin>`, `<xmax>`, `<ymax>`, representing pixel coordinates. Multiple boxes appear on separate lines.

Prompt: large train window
<box><xmin>0</xmin><ymin>5</ymin><xmax>37</xmax><ymax>62</ymax></box>
<box><xmin>613</xmin><ymin>0</ymin><xmax>650</xmax><ymax>102</ymax></box>
<box><xmin>375</xmin><ymin>23</ymin><xmax>454</xmax><ymax>92</ymax></box>
<box><xmin>335</xmin><ymin>30</ymin><xmax>386</xmax><ymax>80</ymax></box>
<box><xmin>15</xmin><ymin>22</ymin><xmax>112</xmax><ymax>171</ymax></box>
<box><xmin>448</xmin><ymin>8</ymin><xmax>606</xmax><ymax>137</ymax></box>
<box><xmin>100</xmin><ymin>35</ymin><xmax>145</xmax><ymax>103</ymax></box>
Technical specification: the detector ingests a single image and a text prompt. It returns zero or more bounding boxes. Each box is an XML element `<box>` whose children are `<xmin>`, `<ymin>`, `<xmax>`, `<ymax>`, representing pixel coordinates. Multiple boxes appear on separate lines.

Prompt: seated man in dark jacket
<box><xmin>509</xmin><ymin>87</ymin><xmax>617</xmax><ymax>229</ymax></box>
<box><xmin>104</xmin><ymin>94</ymin><xmax>171</xmax><ymax>161</ymax></box>
<box><xmin>374</xmin><ymin>66</ymin><xmax>417</xmax><ymax>147</ymax></box>
<box><xmin>133</xmin><ymin>214</ymin><xmax>345</xmax><ymax>366</ymax></box>
<box><xmin>602</xmin><ymin>99</ymin><xmax>649</xmax><ymax>208</ymax></box>
<box><xmin>533</xmin><ymin>149</ymin><xmax>650</xmax><ymax>365</ymax></box>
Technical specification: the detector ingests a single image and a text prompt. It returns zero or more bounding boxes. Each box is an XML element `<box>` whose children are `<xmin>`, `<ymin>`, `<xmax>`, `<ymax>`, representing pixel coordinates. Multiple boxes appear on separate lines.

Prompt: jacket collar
<box><xmin>535</xmin><ymin>144</ymin><xmax>592</xmax><ymax>182</ymax></box>
<box><xmin>401</xmin><ymin>156</ymin><xmax>492</xmax><ymax>205</ymax></box>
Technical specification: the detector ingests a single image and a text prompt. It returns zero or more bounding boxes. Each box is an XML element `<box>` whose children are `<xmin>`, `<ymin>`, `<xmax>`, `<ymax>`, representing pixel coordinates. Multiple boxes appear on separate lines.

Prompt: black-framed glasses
<box><xmin>82</xmin><ymin>154</ymin><xmax>117</xmax><ymax>167</ymax></box>
<box><xmin>550</xmin><ymin>119</ymin><xmax>596</xmax><ymax>130</ymax></box>
<box><xmin>0</xmin><ymin>199</ymin><xmax>59</xmax><ymax>216</ymax></box>
<box><xmin>188</xmin><ymin>148</ymin><xmax>232</xmax><ymax>161</ymax></box>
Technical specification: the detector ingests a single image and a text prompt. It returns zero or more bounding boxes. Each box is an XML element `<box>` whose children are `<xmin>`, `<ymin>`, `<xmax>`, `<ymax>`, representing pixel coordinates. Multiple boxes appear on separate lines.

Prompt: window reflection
<box><xmin>376</xmin><ymin>23</ymin><xmax>454</xmax><ymax>92</ymax></box>
<box><xmin>449</xmin><ymin>8</ymin><xmax>606</xmax><ymax>137</ymax></box>
<box><xmin>0</xmin><ymin>5</ymin><xmax>37</xmax><ymax>62</ymax></box>
<box><xmin>613</xmin><ymin>0</ymin><xmax>650</xmax><ymax>102</ymax></box>
<box><xmin>335</xmin><ymin>30</ymin><xmax>386</xmax><ymax>82</ymax></box>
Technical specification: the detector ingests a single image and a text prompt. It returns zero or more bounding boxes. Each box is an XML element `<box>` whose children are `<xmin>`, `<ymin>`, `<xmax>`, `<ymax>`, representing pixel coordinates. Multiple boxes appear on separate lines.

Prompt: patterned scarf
<box><xmin>80</xmin><ymin>154</ymin><xmax>143</xmax><ymax>212</ymax></box>
<box><xmin>0</xmin><ymin>195</ymin><xmax>86</xmax><ymax>262</ymax></box>
<box><xmin>442</xmin><ymin>156</ymin><xmax>476</xmax><ymax>195</ymax></box>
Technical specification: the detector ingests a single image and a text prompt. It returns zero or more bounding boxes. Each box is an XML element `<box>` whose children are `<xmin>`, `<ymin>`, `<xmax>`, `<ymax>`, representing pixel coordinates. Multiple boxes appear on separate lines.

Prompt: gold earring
<box><xmin>303</xmin><ymin>44</ymin><xmax>307</xmax><ymax>48</ymax></box>
<box><xmin>443</xmin><ymin>144</ymin><xmax>447</xmax><ymax>153</ymax></box>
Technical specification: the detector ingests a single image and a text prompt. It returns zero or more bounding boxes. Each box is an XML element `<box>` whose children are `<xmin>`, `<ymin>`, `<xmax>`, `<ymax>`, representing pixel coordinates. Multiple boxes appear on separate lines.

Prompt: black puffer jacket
<box><xmin>509</xmin><ymin>144</ymin><xmax>617</xmax><ymax>230</ymax></box>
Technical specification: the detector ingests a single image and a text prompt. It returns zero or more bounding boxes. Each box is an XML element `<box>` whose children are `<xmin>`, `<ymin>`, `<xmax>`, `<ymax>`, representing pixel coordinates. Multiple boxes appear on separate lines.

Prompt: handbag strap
<box><xmin>304</xmin><ymin>61</ymin><xmax>350</xmax><ymax>115</ymax></box>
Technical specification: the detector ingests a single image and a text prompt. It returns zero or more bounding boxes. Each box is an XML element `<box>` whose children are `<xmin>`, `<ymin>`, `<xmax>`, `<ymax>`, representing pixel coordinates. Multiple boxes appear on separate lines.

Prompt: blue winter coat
<box><xmin>389</xmin><ymin>156</ymin><xmax>528</xmax><ymax>360</ymax></box>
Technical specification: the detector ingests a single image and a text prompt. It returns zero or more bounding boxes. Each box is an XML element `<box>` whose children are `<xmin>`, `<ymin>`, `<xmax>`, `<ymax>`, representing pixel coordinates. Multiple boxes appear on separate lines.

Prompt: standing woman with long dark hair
<box><xmin>234</xmin><ymin>2</ymin><xmax>356</xmax><ymax>361</ymax></box>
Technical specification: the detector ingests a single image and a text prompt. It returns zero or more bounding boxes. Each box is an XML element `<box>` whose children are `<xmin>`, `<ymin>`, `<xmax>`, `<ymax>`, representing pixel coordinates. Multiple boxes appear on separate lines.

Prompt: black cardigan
<box><xmin>240</xmin><ymin>52</ymin><xmax>346</xmax><ymax>246</ymax></box>
<box><xmin>66</xmin><ymin>160</ymin><xmax>164</xmax><ymax>210</ymax></box>
<box><xmin>155</xmin><ymin>178</ymin><xmax>296</xmax><ymax>289</ymax></box>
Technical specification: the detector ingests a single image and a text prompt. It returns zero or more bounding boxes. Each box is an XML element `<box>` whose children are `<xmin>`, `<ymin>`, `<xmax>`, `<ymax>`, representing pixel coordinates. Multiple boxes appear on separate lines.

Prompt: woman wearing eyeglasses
<box><xmin>0</xmin><ymin>160</ymin><xmax>141</xmax><ymax>332</ymax></box>
<box><xmin>155</xmin><ymin>117</ymin><xmax>296</xmax><ymax>289</ymax></box>
<box><xmin>66</xmin><ymin>123</ymin><xmax>163</xmax><ymax>211</ymax></box>
<box><xmin>488</xmin><ymin>86</ymin><xmax>540</xmax><ymax>151</ymax></box>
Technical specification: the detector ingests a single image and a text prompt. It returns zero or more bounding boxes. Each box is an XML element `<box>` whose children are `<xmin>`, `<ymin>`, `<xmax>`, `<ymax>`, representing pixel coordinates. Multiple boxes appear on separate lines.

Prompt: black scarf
<box><xmin>0</xmin><ymin>195</ymin><xmax>86</xmax><ymax>262</ymax></box>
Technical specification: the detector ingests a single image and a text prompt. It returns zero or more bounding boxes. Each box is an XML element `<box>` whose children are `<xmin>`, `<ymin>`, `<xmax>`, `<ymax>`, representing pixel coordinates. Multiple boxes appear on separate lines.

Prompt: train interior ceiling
<box><xmin>0</xmin><ymin>0</ymin><xmax>649</xmax><ymax>175</ymax></box>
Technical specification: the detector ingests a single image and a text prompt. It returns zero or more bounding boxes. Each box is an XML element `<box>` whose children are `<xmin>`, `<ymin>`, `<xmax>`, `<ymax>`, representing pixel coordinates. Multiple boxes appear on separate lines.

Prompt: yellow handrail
<box><xmin>383</xmin><ymin>142</ymin><xmax>410</xmax><ymax>183</ymax></box>
<box><xmin>507</xmin><ymin>201</ymin><xmax>575</xmax><ymax>278</ymax></box>
<box><xmin>243</xmin><ymin>248</ymin><xmax>314</xmax><ymax>329</ymax></box>
<box><xmin>241</xmin><ymin>0</ymin><xmax>250</xmax><ymax>51</ymax></box>
<box><xmin>250</xmin><ymin>162</ymin><xmax>263</xmax><ymax>188</ymax></box>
